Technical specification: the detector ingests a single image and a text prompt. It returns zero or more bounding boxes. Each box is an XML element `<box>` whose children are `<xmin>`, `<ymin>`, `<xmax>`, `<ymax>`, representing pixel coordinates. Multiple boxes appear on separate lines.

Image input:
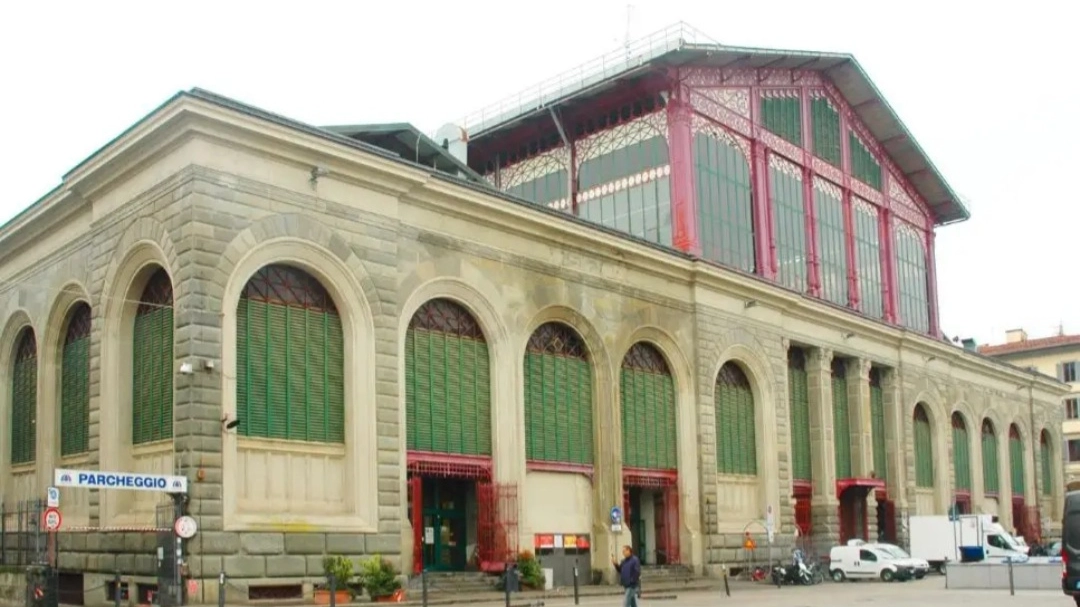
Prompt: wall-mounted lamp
<box><xmin>221</xmin><ymin>416</ymin><xmax>240</xmax><ymax>432</ymax></box>
<box><xmin>179</xmin><ymin>362</ymin><xmax>194</xmax><ymax>375</ymax></box>
<box><xmin>744</xmin><ymin>300</ymin><xmax>759</xmax><ymax>309</ymax></box>
<box><xmin>842</xmin><ymin>332</ymin><xmax>856</xmax><ymax>340</ymax></box>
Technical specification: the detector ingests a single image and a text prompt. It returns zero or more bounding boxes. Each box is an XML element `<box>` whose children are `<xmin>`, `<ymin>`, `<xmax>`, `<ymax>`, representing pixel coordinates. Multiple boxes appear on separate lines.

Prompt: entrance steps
<box><xmin>409</xmin><ymin>572</ymin><xmax>499</xmax><ymax>596</ymax></box>
<box><xmin>640</xmin><ymin>564</ymin><xmax>697</xmax><ymax>586</ymax></box>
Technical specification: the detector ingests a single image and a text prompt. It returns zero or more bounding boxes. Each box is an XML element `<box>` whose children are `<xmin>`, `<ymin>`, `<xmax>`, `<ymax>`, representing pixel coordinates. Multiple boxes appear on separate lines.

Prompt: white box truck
<box><xmin>908</xmin><ymin>514</ymin><xmax>1026</xmax><ymax>573</ymax></box>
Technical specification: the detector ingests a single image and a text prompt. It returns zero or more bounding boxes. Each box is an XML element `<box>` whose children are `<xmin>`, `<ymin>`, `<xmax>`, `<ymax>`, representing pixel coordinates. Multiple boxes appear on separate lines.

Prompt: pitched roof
<box><xmin>978</xmin><ymin>335</ymin><xmax>1080</xmax><ymax>357</ymax></box>
<box><xmin>459</xmin><ymin>23</ymin><xmax>969</xmax><ymax>226</ymax></box>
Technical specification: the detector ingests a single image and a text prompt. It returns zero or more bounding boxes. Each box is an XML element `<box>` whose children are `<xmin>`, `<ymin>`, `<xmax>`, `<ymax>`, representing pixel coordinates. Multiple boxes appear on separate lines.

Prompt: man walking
<box><xmin>612</xmin><ymin>545</ymin><xmax>641</xmax><ymax>607</ymax></box>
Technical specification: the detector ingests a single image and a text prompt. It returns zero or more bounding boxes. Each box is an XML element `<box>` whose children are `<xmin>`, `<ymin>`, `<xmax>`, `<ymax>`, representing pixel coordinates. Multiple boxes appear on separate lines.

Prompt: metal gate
<box><xmin>155</xmin><ymin>498</ymin><xmax>184</xmax><ymax>607</ymax></box>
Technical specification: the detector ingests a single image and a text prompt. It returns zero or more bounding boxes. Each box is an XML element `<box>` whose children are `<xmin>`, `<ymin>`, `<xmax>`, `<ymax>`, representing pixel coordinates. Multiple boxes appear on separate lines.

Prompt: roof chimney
<box><xmin>1005</xmin><ymin>328</ymin><xmax>1028</xmax><ymax>344</ymax></box>
<box><xmin>435</xmin><ymin>123</ymin><xmax>468</xmax><ymax>165</ymax></box>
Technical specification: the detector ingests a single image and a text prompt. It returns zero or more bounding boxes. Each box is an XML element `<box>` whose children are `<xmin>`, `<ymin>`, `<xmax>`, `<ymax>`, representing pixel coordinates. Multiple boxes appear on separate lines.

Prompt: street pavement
<box><xmin>519</xmin><ymin>576</ymin><xmax>1072</xmax><ymax>607</ymax></box>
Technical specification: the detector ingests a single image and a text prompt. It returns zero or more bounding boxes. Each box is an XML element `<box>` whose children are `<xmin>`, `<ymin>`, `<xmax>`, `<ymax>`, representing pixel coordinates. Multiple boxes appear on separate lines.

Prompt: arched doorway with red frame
<box><xmin>404</xmin><ymin>298</ymin><xmax>517</xmax><ymax>574</ymax></box>
<box><xmin>619</xmin><ymin>343</ymin><xmax>680</xmax><ymax>566</ymax></box>
<box><xmin>1008</xmin><ymin>424</ymin><xmax>1028</xmax><ymax>539</ymax></box>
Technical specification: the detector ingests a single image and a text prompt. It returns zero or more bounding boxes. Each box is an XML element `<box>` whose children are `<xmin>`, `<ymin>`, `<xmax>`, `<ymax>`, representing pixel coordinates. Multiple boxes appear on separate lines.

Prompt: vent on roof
<box><xmin>961</xmin><ymin>338</ymin><xmax>977</xmax><ymax>351</ymax></box>
<box><xmin>435</xmin><ymin>123</ymin><xmax>468</xmax><ymax>165</ymax></box>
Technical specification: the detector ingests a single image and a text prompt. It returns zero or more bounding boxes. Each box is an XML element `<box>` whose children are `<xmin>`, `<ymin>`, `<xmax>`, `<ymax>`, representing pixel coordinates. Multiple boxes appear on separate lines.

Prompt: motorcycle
<box><xmin>772</xmin><ymin>550</ymin><xmax>824</xmax><ymax>586</ymax></box>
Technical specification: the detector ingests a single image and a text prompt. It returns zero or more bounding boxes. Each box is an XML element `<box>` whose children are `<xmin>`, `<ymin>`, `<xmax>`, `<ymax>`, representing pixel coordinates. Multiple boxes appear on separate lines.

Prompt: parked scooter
<box><xmin>771</xmin><ymin>549</ymin><xmax>824</xmax><ymax>586</ymax></box>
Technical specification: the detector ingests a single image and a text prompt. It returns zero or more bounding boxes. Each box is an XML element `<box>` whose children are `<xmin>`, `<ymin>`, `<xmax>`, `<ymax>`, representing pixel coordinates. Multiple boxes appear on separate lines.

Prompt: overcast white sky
<box><xmin>0</xmin><ymin>1</ymin><xmax>1075</xmax><ymax>345</ymax></box>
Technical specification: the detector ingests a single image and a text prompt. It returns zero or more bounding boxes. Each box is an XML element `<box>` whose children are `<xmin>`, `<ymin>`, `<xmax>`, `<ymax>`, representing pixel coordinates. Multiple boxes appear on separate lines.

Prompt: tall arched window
<box><xmin>715</xmin><ymin>362</ymin><xmax>755</xmax><ymax>476</ymax></box>
<box><xmin>236</xmin><ymin>265</ymin><xmax>345</xmax><ymax>443</ymax></box>
<box><xmin>832</xmin><ymin>359</ymin><xmax>851</xmax><ymax>479</ymax></box>
<box><xmin>620</xmin><ymin>343</ymin><xmax>676</xmax><ymax>470</ymax></box>
<box><xmin>982</xmin><ymin>420</ymin><xmax>1000</xmax><ymax>495</ymax></box>
<box><xmin>1041</xmin><ymin>430</ymin><xmax>1053</xmax><ymax>497</ymax></box>
<box><xmin>60</xmin><ymin>303</ymin><xmax>91</xmax><ymax>456</ymax></box>
<box><xmin>10</xmin><ymin>327</ymin><xmax>37</xmax><ymax>465</ymax></box>
<box><xmin>952</xmin><ymin>413</ymin><xmax>971</xmax><ymax>493</ymax></box>
<box><xmin>1009</xmin><ymin>424</ymin><xmax>1025</xmax><ymax>497</ymax></box>
<box><xmin>913</xmin><ymin>404</ymin><xmax>933</xmax><ymax>488</ymax></box>
<box><xmin>405</xmin><ymin>299</ymin><xmax>491</xmax><ymax>456</ymax></box>
<box><xmin>132</xmin><ymin>268</ymin><xmax>174</xmax><ymax>444</ymax></box>
<box><xmin>524</xmin><ymin>322</ymin><xmax>592</xmax><ymax>465</ymax></box>
<box><xmin>869</xmin><ymin>367</ymin><xmax>887</xmax><ymax>481</ymax></box>
<box><xmin>788</xmin><ymin>348</ymin><xmax>811</xmax><ymax>483</ymax></box>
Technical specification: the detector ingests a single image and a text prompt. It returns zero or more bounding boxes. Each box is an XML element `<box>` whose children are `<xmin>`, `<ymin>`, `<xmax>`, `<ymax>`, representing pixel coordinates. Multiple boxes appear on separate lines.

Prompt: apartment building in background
<box><xmin>981</xmin><ymin>329</ymin><xmax>1080</xmax><ymax>487</ymax></box>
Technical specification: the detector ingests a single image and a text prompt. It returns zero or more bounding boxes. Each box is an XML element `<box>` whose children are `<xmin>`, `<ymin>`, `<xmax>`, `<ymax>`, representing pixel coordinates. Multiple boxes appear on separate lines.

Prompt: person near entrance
<box><xmin>612</xmin><ymin>545</ymin><xmax>641</xmax><ymax>607</ymax></box>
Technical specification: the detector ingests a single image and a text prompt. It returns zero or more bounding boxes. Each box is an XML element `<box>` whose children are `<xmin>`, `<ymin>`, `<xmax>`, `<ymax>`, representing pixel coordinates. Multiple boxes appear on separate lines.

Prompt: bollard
<box><xmin>421</xmin><ymin>568</ymin><xmax>428</xmax><ymax>607</ymax></box>
<box><xmin>113</xmin><ymin>573</ymin><xmax>122</xmax><ymax>607</ymax></box>
<box><xmin>722</xmin><ymin>565</ymin><xmax>730</xmax><ymax>597</ymax></box>
<box><xmin>330</xmin><ymin>573</ymin><xmax>337</xmax><ymax>607</ymax></box>
<box><xmin>573</xmin><ymin>558</ymin><xmax>579</xmax><ymax>606</ymax></box>
<box><xmin>218</xmin><ymin>571</ymin><xmax>226</xmax><ymax>607</ymax></box>
<box><xmin>1008</xmin><ymin>559</ymin><xmax>1015</xmax><ymax>596</ymax></box>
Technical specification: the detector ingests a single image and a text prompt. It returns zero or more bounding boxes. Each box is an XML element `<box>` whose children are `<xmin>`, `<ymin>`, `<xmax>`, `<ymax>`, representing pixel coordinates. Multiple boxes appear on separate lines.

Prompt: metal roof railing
<box><xmin>459</xmin><ymin>22</ymin><xmax>719</xmax><ymax>136</ymax></box>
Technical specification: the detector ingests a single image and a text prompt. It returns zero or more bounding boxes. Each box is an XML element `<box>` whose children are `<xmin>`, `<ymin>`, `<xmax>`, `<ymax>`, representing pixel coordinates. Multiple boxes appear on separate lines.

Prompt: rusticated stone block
<box><xmin>240</xmin><ymin>533</ymin><xmax>283</xmax><ymax>555</ymax></box>
<box><xmin>265</xmin><ymin>555</ymin><xmax>307</xmax><ymax>577</ymax></box>
<box><xmin>284</xmin><ymin>533</ymin><xmax>326</xmax><ymax>554</ymax></box>
<box><xmin>223</xmin><ymin>555</ymin><xmax>265</xmax><ymax>578</ymax></box>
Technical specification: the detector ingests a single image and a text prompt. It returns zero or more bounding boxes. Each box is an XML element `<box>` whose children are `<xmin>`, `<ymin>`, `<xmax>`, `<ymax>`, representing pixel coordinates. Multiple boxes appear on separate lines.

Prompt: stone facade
<box><xmin>0</xmin><ymin>93</ymin><xmax>1069</xmax><ymax>603</ymax></box>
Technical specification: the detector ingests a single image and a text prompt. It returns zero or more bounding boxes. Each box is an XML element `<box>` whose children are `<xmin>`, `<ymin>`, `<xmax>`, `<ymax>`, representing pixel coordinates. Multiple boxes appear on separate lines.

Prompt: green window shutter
<box><xmin>914</xmin><ymin>407</ymin><xmax>934</xmax><ymax>488</ymax></box>
<box><xmin>869</xmin><ymin>369</ymin><xmax>887</xmax><ymax>481</ymax></box>
<box><xmin>715</xmin><ymin>363</ymin><xmax>757</xmax><ymax>476</ymax></box>
<box><xmin>982</xmin><ymin>425</ymin><xmax>1000</xmax><ymax>494</ymax></box>
<box><xmin>236</xmin><ymin>266</ymin><xmax>345</xmax><ymax>443</ymax></box>
<box><xmin>788</xmin><ymin>349</ymin><xmax>812</xmax><ymax>482</ymax></box>
<box><xmin>621</xmin><ymin>344</ymin><xmax>676</xmax><ymax>470</ymax></box>
<box><xmin>10</xmin><ymin>329</ymin><xmax>37</xmax><ymax>465</ymax></box>
<box><xmin>1041</xmin><ymin>436</ymin><xmax>1052</xmax><ymax>496</ymax></box>
<box><xmin>524</xmin><ymin>323</ymin><xmax>593</xmax><ymax>465</ymax></box>
<box><xmin>761</xmin><ymin>95</ymin><xmax>802</xmax><ymax>147</ymax></box>
<box><xmin>132</xmin><ymin>269</ymin><xmax>173</xmax><ymax>445</ymax></box>
<box><xmin>693</xmin><ymin>131</ymin><xmax>756</xmax><ymax>274</ymax></box>
<box><xmin>832</xmin><ymin>362</ymin><xmax>851</xmax><ymax>480</ymax></box>
<box><xmin>1009</xmin><ymin>429</ymin><xmax>1025</xmax><ymax>496</ymax></box>
<box><xmin>848</xmin><ymin>132</ymin><xmax>882</xmax><ymax>190</ymax></box>
<box><xmin>952</xmin><ymin>418</ymin><xmax>971</xmax><ymax>491</ymax></box>
<box><xmin>60</xmin><ymin>303</ymin><xmax>91</xmax><ymax>456</ymax></box>
<box><xmin>405</xmin><ymin>299</ymin><xmax>491</xmax><ymax>456</ymax></box>
<box><xmin>811</xmin><ymin>97</ymin><xmax>841</xmax><ymax>167</ymax></box>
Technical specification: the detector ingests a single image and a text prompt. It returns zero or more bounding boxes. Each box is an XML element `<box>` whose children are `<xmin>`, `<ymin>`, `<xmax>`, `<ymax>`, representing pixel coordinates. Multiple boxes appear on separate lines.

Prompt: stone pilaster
<box><xmin>847</xmin><ymin>359</ymin><xmax>874</xmax><ymax>479</ymax></box>
<box><xmin>881</xmin><ymin>366</ymin><xmax>907</xmax><ymax>544</ymax></box>
<box><xmin>806</xmin><ymin>347</ymin><xmax>838</xmax><ymax>553</ymax></box>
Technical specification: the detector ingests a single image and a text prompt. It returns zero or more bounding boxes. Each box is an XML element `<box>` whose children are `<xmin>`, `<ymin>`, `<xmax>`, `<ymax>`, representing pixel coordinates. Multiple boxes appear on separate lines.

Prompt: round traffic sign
<box><xmin>173</xmin><ymin>515</ymin><xmax>198</xmax><ymax>539</ymax></box>
<box><xmin>42</xmin><ymin>507</ymin><xmax>62</xmax><ymax>531</ymax></box>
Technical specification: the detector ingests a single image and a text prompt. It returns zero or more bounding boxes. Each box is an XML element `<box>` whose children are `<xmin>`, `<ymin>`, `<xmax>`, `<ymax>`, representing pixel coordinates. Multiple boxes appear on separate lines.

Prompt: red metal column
<box><xmin>926</xmin><ymin>229</ymin><xmax>940</xmax><ymax>337</ymax></box>
<box><xmin>410</xmin><ymin>476</ymin><xmax>423</xmax><ymax>574</ymax></box>
<box><xmin>879</xmin><ymin>208</ymin><xmax>898</xmax><ymax>324</ymax></box>
<box><xmin>801</xmin><ymin>92</ymin><xmax>821</xmax><ymax>297</ymax></box>
<box><xmin>839</xmin><ymin>106</ymin><xmax>858</xmax><ymax>309</ymax></box>
<box><xmin>666</xmin><ymin>74</ymin><xmax>700</xmax><ymax>256</ymax></box>
<box><xmin>749</xmin><ymin>88</ymin><xmax>777</xmax><ymax>280</ymax></box>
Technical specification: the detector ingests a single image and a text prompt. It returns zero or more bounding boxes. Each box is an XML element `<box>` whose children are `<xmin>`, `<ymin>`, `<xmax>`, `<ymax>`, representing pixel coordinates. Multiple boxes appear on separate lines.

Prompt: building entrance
<box><xmin>623</xmin><ymin>471</ymin><xmax>679</xmax><ymax>565</ymax></box>
<box><xmin>420</xmin><ymin>478</ymin><xmax>472</xmax><ymax>571</ymax></box>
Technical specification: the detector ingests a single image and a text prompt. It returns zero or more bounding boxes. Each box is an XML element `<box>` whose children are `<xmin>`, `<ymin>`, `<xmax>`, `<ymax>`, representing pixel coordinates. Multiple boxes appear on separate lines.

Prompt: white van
<box><xmin>853</xmin><ymin>541</ymin><xmax>930</xmax><ymax>579</ymax></box>
<box><xmin>828</xmin><ymin>544</ymin><xmax>915</xmax><ymax>582</ymax></box>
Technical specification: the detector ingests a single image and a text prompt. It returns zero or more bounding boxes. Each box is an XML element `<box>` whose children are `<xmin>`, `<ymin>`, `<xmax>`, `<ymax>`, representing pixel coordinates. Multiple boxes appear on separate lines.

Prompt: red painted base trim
<box><xmin>874</xmin><ymin>487</ymin><xmax>888</xmax><ymax>501</ymax></box>
<box><xmin>526</xmin><ymin>461</ymin><xmax>594</xmax><ymax>478</ymax></box>
<box><xmin>407</xmin><ymin>451</ymin><xmax>492</xmax><ymax>479</ymax></box>
<box><xmin>835</xmin><ymin>477</ymin><xmax>886</xmax><ymax>499</ymax></box>
<box><xmin>792</xmin><ymin>480</ymin><xmax>812</xmax><ymax>497</ymax></box>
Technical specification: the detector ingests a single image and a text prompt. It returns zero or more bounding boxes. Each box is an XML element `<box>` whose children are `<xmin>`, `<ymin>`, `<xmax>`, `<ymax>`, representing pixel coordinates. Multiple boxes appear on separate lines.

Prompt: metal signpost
<box><xmin>53</xmin><ymin>469</ymin><xmax>192</xmax><ymax>607</ymax></box>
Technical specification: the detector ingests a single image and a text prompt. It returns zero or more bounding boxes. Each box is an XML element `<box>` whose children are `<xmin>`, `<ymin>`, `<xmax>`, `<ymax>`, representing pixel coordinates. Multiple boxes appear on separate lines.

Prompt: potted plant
<box><xmin>315</xmin><ymin>555</ymin><xmax>354</xmax><ymax>605</ymax></box>
<box><xmin>359</xmin><ymin>555</ymin><xmax>403</xmax><ymax>602</ymax></box>
<box><xmin>516</xmin><ymin>551</ymin><xmax>545</xmax><ymax>590</ymax></box>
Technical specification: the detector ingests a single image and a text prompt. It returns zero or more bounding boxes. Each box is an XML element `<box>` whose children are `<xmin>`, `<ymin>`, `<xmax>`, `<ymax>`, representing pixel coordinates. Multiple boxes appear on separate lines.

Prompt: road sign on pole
<box><xmin>43</xmin><ymin>507</ymin><xmax>62</xmax><ymax>531</ymax></box>
<box><xmin>46</xmin><ymin>486</ymin><xmax>60</xmax><ymax>508</ymax></box>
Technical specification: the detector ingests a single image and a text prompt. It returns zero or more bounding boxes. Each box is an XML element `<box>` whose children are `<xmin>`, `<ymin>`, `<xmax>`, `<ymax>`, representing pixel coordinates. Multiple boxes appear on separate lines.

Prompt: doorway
<box><xmin>839</xmin><ymin>487</ymin><xmax>869</xmax><ymax>544</ymax></box>
<box><xmin>418</xmin><ymin>478</ymin><xmax>473</xmax><ymax>571</ymax></box>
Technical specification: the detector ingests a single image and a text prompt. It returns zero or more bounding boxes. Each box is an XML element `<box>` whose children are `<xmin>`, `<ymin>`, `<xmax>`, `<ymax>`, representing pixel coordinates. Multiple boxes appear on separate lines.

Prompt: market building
<box><xmin>0</xmin><ymin>23</ymin><xmax>1069</xmax><ymax>603</ymax></box>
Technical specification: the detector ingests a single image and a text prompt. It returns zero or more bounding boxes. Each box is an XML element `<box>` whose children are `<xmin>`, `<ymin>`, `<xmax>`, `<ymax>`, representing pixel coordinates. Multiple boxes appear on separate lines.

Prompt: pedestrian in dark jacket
<box><xmin>612</xmin><ymin>545</ymin><xmax>641</xmax><ymax>607</ymax></box>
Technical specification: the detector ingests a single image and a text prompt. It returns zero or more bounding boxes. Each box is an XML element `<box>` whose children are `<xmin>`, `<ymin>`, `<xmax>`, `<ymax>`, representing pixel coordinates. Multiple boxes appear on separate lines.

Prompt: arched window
<box><xmin>236</xmin><ymin>265</ymin><xmax>344</xmax><ymax>443</ymax></box>
<box><xmin>715</xmin><ymin>362</ymin><xmax>756</xmax><ymax>475</ymax></box>
<box><xmin>1009</xmin><ymin>424</ymin><xmax>1025</xmax><ymax>497</ymax></box>
<box><xmin>832</xmin><ymin>359</ymin><xmax>851</xmax><ymax>479</ymax></box>
<box><xmin>61</xmin><ymin>303</ymin><xmax>91</xmax><ymax>456</ymax></box>
<box><xmin>132</xmin><ymin>268</ymin><xmax>174</xmax><ymax>444</ymax></box>
<box><xmin>524</xmin><ymin>322</ymin><xmax>592</xmax><ymax>465</ymax></box>
<box><xmin>10</xmin><ymin>328</ymin><xmax>37</xmax><ymax>465</ymax></box>
<box><xmin>913</xmin><ymin>405</ymin><xmax>933</xmax><ymax>488</ymax></box>
<box><xmin>620</xmin><ymin>343</ymin><xmax>676</xmax><ymax>470</ymax></box>
<box><xmin>952</xmin><ymin>413</ymin><xmax>971</xmax><ymax>492</ymax></box>
<box><xmin>1041</xmin><ymin>430</ymin><xmax>1053</xmax><ymax>497</ymax></box>
<box><xmin>405</xmin><ymin>299</ymin><xmax>490</xmax><ymax>456</ymax></box>
<box><xmin>788</xmin><ymin>348</ymin><xmax>811</xmax><ymax>483</ymax></box>
<box><xmin>982</xmin><ymin>420</ymin><xmax>1000</xmax><ymax>495</ymax></box>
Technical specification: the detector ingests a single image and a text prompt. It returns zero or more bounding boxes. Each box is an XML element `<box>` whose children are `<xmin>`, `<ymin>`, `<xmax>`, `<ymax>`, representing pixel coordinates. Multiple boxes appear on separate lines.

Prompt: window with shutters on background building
<box><xmin>620</xmin><ymin>343</ymin><xmax>677</xmax><ymax>470</ymax></box>
<box><xmin>1066</xmin><ymin>398</ymin><xmax>1079</xmax><ymax>420</ymax></box>
<box><xmin>61</xmin><ymin>303</ymin><xmax>91</xmax><ymax>456</ymax></box>
<box><xmin>524</xmin><ymin>322</ymin><xmax>593</xmax><ymax>466</ymax></box>
<box><xmin>132</xmin><ymin>268</ymin><xmax>174</xmax><ymax>445</ymax></box>
<box><xmin>1061</xmin><ymin>362</ymin><xmax>1078</xmax><ymax>383</ymax></box>
<box><xmin>10</xmin><ymin>327</ymin><xmax>37</xmax><ymax>465</ymax></box>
